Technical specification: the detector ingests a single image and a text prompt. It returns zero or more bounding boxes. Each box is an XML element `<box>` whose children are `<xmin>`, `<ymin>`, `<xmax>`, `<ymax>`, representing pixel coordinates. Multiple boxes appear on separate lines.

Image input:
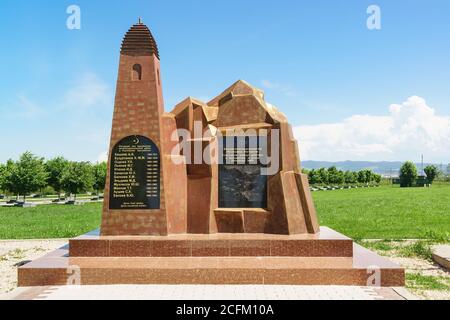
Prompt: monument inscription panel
<box><xmin>109</xmin><ymin>135</ymin><xmax>160</xmax><ymax>210</ymax></box>
<box><xmin>219</xmin><ymin>136</ymin><xmax>268</xmax><ymax>208</ymax></box>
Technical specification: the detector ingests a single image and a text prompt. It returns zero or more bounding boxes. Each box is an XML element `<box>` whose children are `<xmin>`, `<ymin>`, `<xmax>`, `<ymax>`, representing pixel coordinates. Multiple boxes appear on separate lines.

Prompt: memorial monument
<box><xmin>18</xmin><ymin>21</ymin><xmax>404</xmax><ymax>287</ymax></box>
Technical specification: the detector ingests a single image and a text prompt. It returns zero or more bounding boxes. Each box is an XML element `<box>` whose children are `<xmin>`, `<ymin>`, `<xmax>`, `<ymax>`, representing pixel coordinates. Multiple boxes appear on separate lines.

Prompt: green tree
<box><xmin>45</xmin><ymin>157</ymin><xmax>69</xmax><ymax>200</ymax></box>
<box><xmin>7</xmin><ymin>152</ymin><xmax>48</xmax><ymax>202</ymax></box>
<box><xmin>61</xmin><ymin>162</ymin><xmax>94</xmax><ymax>200</ymax></box>
<box><xmin>3</xmin><ymin>160</ymin><xmax>18</xmax><ymax>198</ymax></box>
<box><xmin>92</xmin><ymin>162</ymin><xmax>107</xmax><ymax>196</ymax></box>
<box><xmin>317</xmin><ymin>168</ymin><xmax>329</xmax><ymax>185</ymax></box>
<box><xmin>399</xmin><ymin>161</ymin><xmax>418</xmax><ymax>187</ymax></box>
<box><xmin>364</xmin><ymin>170</ymin><xmax>373</xmax><ymax>183</ymax></box>
<box><xmin>424</xmin><ymin>165</ymin><xmax>438</xmax><ymax>184</ymax></box>
<box><xmin>307</xmin><ymin>169</ymin><xmax>315</xmax><ymax>184</ymax></box>
<box><xmin>0</xmin><ymin>163</ymin><xmax>6</xmax><ymax>193</ymax></box>
<box><xmin>357</xmin><ymin>170</ymin><xmax>366</xmax><ymax>184</ymax></box>
<box><xmin>373</xmin><ymin>173</ymin><xmax>382</xmax><ymax>184</ymax></box>
<box><xmin>334</xmin><ymin>170</ymin><xmax>344</xmax><ymax>184</ymax></box>
<box><xmin>327</xmin><ymin>166</ymin><xmax>339</xmax><ymax>184</ymax></box>
<box><xmin>356</xmin><ymin>169</ymin><xmax>374</xmax><ymax>184</ymax></box>
<box><xmin>344</xmin><ymin>171</ymin><xmax>357</xmax><ymax>184</ymax></box>
<box><xmin>308</xmin><ymin>169</ymin><xmax>323</xmax><ymax>185</ymax></box>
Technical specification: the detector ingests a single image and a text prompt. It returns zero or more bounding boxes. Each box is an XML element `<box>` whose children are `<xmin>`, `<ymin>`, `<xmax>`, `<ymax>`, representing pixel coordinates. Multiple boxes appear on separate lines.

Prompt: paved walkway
<box><xmin>2</xmin><ymin>285</ymin><xmax>414</xmax><ymax>300</ymax></box>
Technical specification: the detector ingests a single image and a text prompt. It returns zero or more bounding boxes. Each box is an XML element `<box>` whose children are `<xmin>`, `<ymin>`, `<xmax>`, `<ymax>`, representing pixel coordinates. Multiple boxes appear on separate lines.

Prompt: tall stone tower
<box><xmin>101</xmin><ymin>21</ymin><xmax>187</xmax><ymax>236</ymax></box>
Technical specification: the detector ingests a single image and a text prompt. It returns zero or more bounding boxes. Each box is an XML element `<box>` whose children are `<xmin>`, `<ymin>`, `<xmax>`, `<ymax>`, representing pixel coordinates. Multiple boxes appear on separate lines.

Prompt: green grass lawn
<box><xmin>0</xmin><ymin>203</ymin><xmax>102</xmax><ymax>239</ymax></box>
<box><xmin>314</xmin><ymin>184</ymin><xmax>450</xmax><ymax>240</ymax></box>
<box><xmin>0</xmin><ymin>184</ymin><xmax>449</xmax><ymax>240</ymax></box>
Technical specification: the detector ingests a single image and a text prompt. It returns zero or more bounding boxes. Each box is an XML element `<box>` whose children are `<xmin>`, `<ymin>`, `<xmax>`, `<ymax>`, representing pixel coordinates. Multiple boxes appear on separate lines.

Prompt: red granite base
<box><xmin>18</xmin><ymin>228</ymin><xmax>405</xmax><ymax>287</ymax></box>
<box><xmin>69</xmin><ymin>227</ymin><xmax>353</xmax><ymax>258</ymax></box>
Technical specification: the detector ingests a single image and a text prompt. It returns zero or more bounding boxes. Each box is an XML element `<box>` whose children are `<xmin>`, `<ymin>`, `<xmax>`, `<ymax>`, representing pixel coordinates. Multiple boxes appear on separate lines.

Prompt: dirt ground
<box><xmin>362</xmin><ymin>240</ymin><xmax>450</xmax><ymax>300</ymax></box>
<box><xmin>0</xmin><ymin>240</ymin><xmax>67</xmax><ymax>295</ymax></box>
<box><xmin>389</xmin><ymin>255</ymin><xmax>450</xmax><ymax>300</ymax></box>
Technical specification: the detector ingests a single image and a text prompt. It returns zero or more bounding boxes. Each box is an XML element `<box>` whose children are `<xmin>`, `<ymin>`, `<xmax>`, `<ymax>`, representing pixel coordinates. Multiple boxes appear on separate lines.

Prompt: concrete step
<box><xmin>18</xmin><ymin>244</ymin><xmax>404</xmax><ymax>287</ymax></box>
<box><xmin>432</xmin><ymin>245</ymin><xmax>450</xmax><ymax>270</ymax></box>
<box><xmin>69</xmin><ymin>227</ymin><xmax>353</xmax><ymax>258</ymax></box>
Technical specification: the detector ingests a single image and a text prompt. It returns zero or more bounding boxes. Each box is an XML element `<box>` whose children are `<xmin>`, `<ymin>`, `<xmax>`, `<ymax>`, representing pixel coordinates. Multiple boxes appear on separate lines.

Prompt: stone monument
<box><xmin>18</xmin><ymin>21</ymin><xmax>404</xmax><ymax>287</ymax></box>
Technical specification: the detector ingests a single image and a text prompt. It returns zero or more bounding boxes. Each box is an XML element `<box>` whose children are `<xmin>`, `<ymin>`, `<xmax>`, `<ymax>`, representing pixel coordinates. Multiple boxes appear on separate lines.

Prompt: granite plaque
<box><xmin>219</xmin><ymin>136</ymin><xmax>268</xmax><ymax>208</ymax></box>
<box><xmin>109</xmin><ymin>135</ymin><xmax>160</xmax><ymax>210</ymax></box>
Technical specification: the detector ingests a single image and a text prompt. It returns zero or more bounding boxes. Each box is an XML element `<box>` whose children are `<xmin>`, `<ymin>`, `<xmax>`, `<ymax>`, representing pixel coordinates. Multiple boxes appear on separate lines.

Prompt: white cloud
<box><xmin>261</xmin><ymin>80</ymin><xmax>297</xmax><ymax>97</ymax></box>
<box><xmin>63</xmin><ymin>72</ymin><xmax>112</xmax><ymax>109</ymax></box>
<box><xmin>96</xmin><ymin>151</ymin><xmax>108</xmax><ymax>163</ymax></box>
<box><xmin>294</xmin><ymin>96</ymin><xmax>450</xmax><ymax>162</ymax></box>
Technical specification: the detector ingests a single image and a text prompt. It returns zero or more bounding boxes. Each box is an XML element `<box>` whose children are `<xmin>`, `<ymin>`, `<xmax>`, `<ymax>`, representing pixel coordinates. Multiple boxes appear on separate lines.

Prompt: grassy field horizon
<box><xmin>0</xmin><ymin>184</ymin><xmax>449</xmax><ymax>240</ymax></box>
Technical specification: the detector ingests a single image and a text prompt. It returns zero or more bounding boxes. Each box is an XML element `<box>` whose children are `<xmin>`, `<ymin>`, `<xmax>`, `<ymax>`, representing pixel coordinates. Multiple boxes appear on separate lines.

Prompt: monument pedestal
<box><xmin>18</xmin><ymin>227</ymin><xmax>404</xmax><ymax>287</ymax></box>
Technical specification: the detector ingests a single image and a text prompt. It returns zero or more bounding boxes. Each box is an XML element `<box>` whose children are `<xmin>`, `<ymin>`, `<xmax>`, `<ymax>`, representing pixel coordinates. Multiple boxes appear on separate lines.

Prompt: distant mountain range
<box><xmin>301</xmin><ymin>161</ymin><xmax>447</xmax><ymax>176</ymax></box>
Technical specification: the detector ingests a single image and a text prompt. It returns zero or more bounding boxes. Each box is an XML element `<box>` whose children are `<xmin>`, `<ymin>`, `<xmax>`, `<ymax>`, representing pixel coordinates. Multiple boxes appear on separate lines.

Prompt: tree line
<box><xmin>0</xmin><ymin>152</ymin><xmax>107</xmax><ymax>201</ymax></box>
<box><xmin>303</xmin><ymin>167</ymin><xmax>382</xmax><ymax>186</ymax></box>
<box><xmin>303</xmin><ymin>162</ymin><xmax>442</xmax><ymax>188</ymax></box>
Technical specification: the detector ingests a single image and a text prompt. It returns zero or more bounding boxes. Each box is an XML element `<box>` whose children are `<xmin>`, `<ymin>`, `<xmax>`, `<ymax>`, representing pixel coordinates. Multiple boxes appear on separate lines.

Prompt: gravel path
<box><xmin>363</xmin><ymin>240</ymin><xmax>450</xmax><ymax>300</ymax></box>
<box><xmin>0</xmin><ymin>240</ymin><xmax>67</xmax><ymax>295</ymax></box>
<box><xmin>390</xmin><ymin>256</ymin><xmax>450</xmax><ymax>300</ymax></box>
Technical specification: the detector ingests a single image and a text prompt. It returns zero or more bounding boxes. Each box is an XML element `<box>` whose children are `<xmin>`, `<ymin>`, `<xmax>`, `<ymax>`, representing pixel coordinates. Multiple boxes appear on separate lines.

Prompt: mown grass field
<box><xmin>315</xmin><ymin>184</ymin><xmax>450</xmax><ymax>240</ymax></box>
<box><xmin>0</xmin><ymin>203</ymin><xmax>102</xmax><ymax>239</ymax></box>
<box><xmin>0</xmin><ymin>184</ymin><xmax>449</xmax><ymax>240</ymax></box>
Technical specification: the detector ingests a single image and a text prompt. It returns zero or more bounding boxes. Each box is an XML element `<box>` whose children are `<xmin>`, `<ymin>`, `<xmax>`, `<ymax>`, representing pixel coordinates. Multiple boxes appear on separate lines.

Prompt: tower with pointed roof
<box><xmin>101</xmin><ymin>21</ymin><xmax>187</xmax><ymax>236</ymax></box>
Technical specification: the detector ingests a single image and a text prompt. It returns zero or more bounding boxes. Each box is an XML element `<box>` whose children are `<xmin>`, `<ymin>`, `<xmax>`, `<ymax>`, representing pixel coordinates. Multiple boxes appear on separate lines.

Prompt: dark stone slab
<box><xmin>109</xmin><ymin>135</ymin><xmax>160</xmax><ymax>210</ymax></box>
<box><xmin>219</xmin><ymin>136</ymin><xmax>268</xmax><ymax>208</ymax></box>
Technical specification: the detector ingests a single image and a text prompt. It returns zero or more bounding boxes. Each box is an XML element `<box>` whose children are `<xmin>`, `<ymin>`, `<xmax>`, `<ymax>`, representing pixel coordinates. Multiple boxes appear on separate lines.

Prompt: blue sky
<box><xmin>0</xmin><ymin>0</ymin><xmax>449</xmax><ymax>163</ymax></box>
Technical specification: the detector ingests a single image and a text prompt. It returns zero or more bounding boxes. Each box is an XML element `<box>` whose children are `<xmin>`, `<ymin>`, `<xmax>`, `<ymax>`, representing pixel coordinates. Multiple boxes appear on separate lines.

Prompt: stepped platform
<box><xmin>18</xmin><ymin>227</ymin><xmax>404</xmax><ymax>287</ymax></box>
<box><xmin>69</xmin><ymin>227</ymin><xmax>353</xmax><ymax>258</ymax></box>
